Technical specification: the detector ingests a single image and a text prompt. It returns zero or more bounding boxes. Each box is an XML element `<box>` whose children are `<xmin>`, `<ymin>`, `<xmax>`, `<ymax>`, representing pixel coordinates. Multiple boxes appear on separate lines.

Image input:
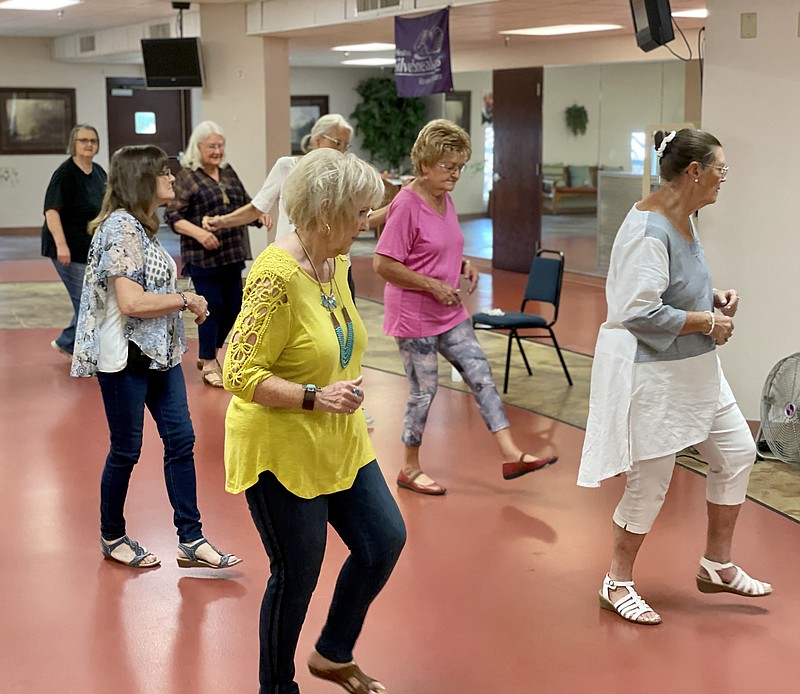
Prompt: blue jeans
<box><xmin>245</xmin><ymin>461</ymin><xmax>406</xmax><ymax>694</ymax></box>
<box><xmin>52</xmin><ymin>259</ymin><xmax>86</xmax><ymax>355</ymax></box>
<box><xmin>97</xmin><ymin>363</ymin><xmax>202</xmax><ymax>543</ymax></box>
<box><xmin>190</xmin><ymin>266</ymin><xmax>243</xmax><ymax>360</ymax></box>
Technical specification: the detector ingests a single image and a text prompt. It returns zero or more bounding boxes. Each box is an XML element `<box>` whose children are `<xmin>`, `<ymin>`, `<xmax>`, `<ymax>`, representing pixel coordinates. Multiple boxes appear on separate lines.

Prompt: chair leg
<box><xmin>503</xmin><ymin>332</ymin><xmax>515</xmax><ymax>394</ymax></box>
<box><xmin>513</xmin><ymin>330</ymin><xmax>533</xmax><ymax>376</ymax></box>
<box><xmin>549</xmin><ymin>329</ymin><xmax>573</xmax><ymax>386</ymax></box>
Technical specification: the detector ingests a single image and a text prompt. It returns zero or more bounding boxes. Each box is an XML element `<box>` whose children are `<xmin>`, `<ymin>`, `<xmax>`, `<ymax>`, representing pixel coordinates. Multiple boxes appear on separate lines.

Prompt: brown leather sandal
<box><xmin>308</xmin><ymin>662</ymin><xmax>386</xmax><ymax>693</ymax></box>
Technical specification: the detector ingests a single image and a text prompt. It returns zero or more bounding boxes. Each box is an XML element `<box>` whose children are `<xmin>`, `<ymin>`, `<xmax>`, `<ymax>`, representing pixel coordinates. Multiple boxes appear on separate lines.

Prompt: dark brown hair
<box><xmin>89</xmin><ymin>145</ymin><xmax>168</xmax><ymax>238</ymax></box>
<box><xmin>655</xmin><ymin>128</ymin><xmax>722</xmax><ymax>181</ymax></box>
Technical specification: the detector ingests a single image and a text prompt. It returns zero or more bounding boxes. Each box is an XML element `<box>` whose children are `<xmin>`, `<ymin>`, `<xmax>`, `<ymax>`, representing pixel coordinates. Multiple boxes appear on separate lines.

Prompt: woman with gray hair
<box><xmin>164</xmin><ymin>120</ymin><xmax>259</xmax><ymax>387</ymax></box>
<box><xmin>41</xmin><ymin>123</ymin><xmax>106</xmax><ymax>358</ymax></box>
<box><xmin>223</xmin><ymin>148</ymin><xmax>405</xmax><ymax>694</ymax></box>
<box><xmin>203</xmin><ymin>113</ymin><xmax>353</xmax><ymax>243</ymax></box>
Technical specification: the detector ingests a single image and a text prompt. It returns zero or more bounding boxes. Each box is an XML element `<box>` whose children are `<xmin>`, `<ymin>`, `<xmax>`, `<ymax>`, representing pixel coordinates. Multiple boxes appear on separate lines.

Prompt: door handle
<box><xmin>492</xmin><ymin>172</ymin><xmax>503</xmax><ymax>183</ymax></box>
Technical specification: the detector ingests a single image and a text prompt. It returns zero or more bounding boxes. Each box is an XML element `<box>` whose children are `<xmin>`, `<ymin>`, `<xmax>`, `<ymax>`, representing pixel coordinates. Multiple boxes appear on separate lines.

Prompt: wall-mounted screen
<box><xmin>141</xmin><ymin>38</ymin><xmax>204</xmax><ymax>89</ymax></box>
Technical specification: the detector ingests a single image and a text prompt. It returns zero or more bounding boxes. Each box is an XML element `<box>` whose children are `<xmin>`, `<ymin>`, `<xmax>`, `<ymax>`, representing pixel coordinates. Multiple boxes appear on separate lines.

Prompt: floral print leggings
<box><xmin>396</xmin><ymin>319</ymin><xmax>510</xmax><ymax>447</ymax></box>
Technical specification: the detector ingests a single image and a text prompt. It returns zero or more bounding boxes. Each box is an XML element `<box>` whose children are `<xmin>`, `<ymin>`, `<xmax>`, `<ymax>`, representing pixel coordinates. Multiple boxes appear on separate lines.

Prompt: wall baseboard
<box><xmin>0</xmin><ymin>227</ymin><xmax>39</xmax><ymax>236</ymax></box>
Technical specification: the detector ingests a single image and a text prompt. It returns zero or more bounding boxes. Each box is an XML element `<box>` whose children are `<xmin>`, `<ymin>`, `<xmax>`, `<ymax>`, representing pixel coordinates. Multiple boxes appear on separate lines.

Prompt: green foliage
<box><xmin>565</xmin><ymin>104</ymin><xmax>589</xmax><ymax>136</ymax></box>
<box><xmin>0</xmin><ymin>166</ymin><xmax>18</xmax><ymax>185</ymax></box>
<box><xmin>350</xmin><ymin>77</ymin><xmax>428</xmax><ymax>172</ymax></box>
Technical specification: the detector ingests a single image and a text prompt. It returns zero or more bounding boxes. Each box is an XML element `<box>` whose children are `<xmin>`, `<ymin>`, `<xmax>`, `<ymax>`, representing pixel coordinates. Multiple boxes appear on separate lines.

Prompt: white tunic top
<box><xmin>577</xmin><ymin>205</ymin><xmax>735</xmax><ymax>488</ymax></box>
<box><xmin>251</xmin><ymin>156</ymin><xmax>298</xmax><ymax>241</ymax></box>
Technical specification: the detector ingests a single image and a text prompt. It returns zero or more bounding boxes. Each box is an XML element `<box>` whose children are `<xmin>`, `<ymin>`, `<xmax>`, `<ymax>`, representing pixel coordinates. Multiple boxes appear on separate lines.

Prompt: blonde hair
<box><xmin>180</xmin><ymin>120</ymin><xmax>228</xmax><ymax>170</ymax></box>
<box><xmin>283</xmin><ymin>149</ymin><xmax>383</xmax><ymax>238</ymax></box>
<box><xmin>411</xmin><ymin>119</ymin><xmax>472</xmax><ymax>176</ymax></box>
<box><xmin>300</xmin><ymin>113</ymin><xmax>354</xmax><ymax>153</ymax></box>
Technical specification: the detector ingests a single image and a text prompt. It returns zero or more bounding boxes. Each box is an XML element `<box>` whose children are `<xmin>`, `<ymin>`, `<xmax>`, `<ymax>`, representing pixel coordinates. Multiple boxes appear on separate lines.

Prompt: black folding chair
<box><xmin>472</xmin><ymin>249</ymin><xmax>573</xmax><ymax>394</ymax></box>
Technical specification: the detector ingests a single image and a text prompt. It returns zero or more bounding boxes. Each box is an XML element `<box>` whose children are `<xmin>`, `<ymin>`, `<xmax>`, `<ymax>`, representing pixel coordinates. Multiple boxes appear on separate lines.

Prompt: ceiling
<box><xmin>0</xmin><ymin>0</ymin><xmax>707</xmax><ymax>67</ymax></box>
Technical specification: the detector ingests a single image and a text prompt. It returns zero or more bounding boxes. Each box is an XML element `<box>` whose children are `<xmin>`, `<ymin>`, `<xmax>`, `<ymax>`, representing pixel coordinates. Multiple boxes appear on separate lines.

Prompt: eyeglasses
<box><xmin>201</xmin><ymin>142</ymin><xmax>225</xmax><ymax>151</ymax></box>
<box><xmin>707</xmin><ymin>163</ymin><xmax>729</xmax><ymax>179</ymax></box>
<box><xmin>157</xmin><ymin>168</ymin><xmax>172</xmax><ymax>177</ymax></box>
<box><xmin>76</xmin><ymin>138</ymin><xmax>98</xmax><ymax>145</ymax></box>
<box><xmin>321</xmin><ymin>133</ymin><xmax>350</xmax><ymax>151</ymax></box>
<box><xmin>436</xmin><ymin>162</ymin><xmax>466</xmax><ymax>174</ymax></box>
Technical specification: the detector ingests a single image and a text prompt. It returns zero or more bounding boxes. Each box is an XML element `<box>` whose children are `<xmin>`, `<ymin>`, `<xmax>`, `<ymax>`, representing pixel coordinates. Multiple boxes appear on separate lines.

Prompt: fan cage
<box><xmin>760</xmin><ymin>353</ymin><xmax>800</xmax><ymax>466</ymax></box>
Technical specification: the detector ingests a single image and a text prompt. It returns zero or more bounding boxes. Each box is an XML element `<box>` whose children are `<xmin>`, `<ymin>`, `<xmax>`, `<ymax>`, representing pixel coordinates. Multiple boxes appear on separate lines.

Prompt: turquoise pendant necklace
<box><xmin>296</xmin><ymin>232</ymin><xmax>353</xmax><ymax>368</ymax></box>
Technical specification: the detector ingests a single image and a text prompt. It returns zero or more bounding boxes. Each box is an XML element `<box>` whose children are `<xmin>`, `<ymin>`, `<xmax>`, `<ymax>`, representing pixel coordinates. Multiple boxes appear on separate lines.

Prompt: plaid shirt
<box><xmin>164</xmin><ymin>165</ymin><xmax>253</xmax><ymax>274</ymax></box>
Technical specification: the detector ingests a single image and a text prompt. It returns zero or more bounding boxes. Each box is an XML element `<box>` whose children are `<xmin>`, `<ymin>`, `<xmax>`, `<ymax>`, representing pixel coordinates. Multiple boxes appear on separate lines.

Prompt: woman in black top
<box><xmin>42</xmin><ymin>124</ymin><xmax>107</xmax><ymax>357</ymax></box>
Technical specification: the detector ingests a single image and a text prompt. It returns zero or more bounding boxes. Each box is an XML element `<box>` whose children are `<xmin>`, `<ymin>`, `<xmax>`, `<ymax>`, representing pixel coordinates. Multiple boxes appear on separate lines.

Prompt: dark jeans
<box><xmin>52</xmin><ymin>259</ymin><xmax>86</xmax><ymax>354</ymax></box>
<box><xmin>190</xmin><ymin>265</ymin><xmax>243</xmax><ymax>361</ymax></box>
<box><xmin>97</xmin><ymin>363</ymin><xmax>202</xmax><ymax>543</ymax></box>
<box><xmin>245</xmin><ymin>461</ymin><xmax>406</xmax><ymax>694</ymax></box>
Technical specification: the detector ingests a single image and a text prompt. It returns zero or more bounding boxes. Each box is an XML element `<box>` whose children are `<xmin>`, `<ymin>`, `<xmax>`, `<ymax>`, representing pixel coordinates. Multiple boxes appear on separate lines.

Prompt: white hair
<box><xmin>300</xmin><ymin>113</ymin><xmax>354</xmax><ymax>153</ymax></box>
<box><xmin>180</xmin><ymin>120</ymin><xmax>228</xmax><ymax>170</ymax></box>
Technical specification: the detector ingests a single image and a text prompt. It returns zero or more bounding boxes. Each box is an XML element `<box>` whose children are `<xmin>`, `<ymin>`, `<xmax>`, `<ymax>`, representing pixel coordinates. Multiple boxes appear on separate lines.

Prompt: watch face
<box><xmin>305</xmin><ymin>384</ymin><xmax>318</xmax><ymax>392</ymax></box>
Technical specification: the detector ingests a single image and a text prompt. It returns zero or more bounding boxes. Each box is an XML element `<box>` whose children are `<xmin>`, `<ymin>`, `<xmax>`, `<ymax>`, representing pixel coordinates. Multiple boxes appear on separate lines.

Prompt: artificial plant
<box><xmin>565</xmin><ymin>104</ymin><xmax>589</xmax><ymax>136</ymax></box>
<box><xmin>350</xmin><ymin>76</ymin><xmax>427</xmax><ymax>173</ymax></box>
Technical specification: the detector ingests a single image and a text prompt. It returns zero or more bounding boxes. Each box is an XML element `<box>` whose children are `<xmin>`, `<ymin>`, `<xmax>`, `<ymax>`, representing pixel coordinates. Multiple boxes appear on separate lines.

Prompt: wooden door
<box><xmin>105</xmin><ymin>77</ymin><xmax>190</xmax><ymax>160</ymax></box>
<box><xmin>491</xmin><ymin>67</ymin><xmax>543</xmax><ymax>273</ymax></box>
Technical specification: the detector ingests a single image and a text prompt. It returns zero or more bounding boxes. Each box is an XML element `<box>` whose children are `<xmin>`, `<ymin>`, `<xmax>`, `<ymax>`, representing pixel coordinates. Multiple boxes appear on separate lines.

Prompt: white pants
<box><xmin>613</xmin><ymin>402</ymin><xmax>756</xmax><ymax>534</ymax></box>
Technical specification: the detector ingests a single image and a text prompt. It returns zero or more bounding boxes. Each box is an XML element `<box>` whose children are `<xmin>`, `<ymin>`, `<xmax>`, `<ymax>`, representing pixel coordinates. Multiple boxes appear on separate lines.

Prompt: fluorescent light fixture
<box><xmin>501</xmin><ymin>24</ymin><xmax>622</xmax><ymax>37</ymax></box>
<box><xmin>0</xmin><ymin>0</ymin><xmax>80</xmax><ymax>9</ymax></box>
<box><xmin>342</xmin><ymin>58</ymin><xmax>396</xmax><ymax>66</ymax></box>
<box><xmin>332</xmin><ymin>42</ymin><xmax>395</xmax><ymax>52</ymax></box>
<box><xmin>672</xmin><ymin>9</ymin><xmax>708</xmax><ymax>19</ymax></box>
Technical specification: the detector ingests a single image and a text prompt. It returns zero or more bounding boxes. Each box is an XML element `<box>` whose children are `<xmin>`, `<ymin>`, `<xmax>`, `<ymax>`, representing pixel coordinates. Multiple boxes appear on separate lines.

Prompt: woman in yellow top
<box><xmin>223</xmin><ymin>148</ymin><xmax>405</xmax><ymax>694</ymax></box>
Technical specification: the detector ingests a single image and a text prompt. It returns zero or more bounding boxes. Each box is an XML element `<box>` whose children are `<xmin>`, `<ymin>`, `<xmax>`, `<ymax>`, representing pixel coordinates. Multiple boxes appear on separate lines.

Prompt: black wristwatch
<box><xmin>302</xmin><ymin>384</ymin><xmax>321</xmax><ymax>411</ymax></box>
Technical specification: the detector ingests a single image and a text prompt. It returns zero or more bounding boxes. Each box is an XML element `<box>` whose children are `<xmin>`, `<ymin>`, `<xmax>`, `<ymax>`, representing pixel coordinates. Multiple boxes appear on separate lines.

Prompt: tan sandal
<box><xmin>599</xmin><ymin>574</ymin><xmax>661</xmax><ymax>625</ymax></box>
<box><xmin>202</xmin><ymin>369</ymin><xmax>224</xmax><ymax>388</ymax></box>
<box><xmin>696</xmin><ymin>557</ymin><xmax>772</xmax><ymax>597</ymax></box>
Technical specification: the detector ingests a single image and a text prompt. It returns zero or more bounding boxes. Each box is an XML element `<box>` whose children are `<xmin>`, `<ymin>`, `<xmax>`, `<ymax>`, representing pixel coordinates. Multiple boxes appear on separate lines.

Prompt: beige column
<box><xmin>199</xmin><ymin>3</ymin><xmax>290</xmax><ymax>258</ymax></box>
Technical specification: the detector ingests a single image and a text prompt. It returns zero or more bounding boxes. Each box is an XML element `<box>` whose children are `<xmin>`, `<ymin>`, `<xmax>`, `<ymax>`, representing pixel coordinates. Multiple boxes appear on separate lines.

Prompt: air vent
<box><xmin>357</xmin><ymin>0</ymin><xmax>400</xmax><ymax>11</ymax></box>
<box><xmin>79</xmin><ymin>35</ymin><xmax>96</xmax><ymax>53</ymax></box>
<box><xmin>149</xmin><ymin>23</ymin><xmax>172</xmax><ymax>39</ymax></box>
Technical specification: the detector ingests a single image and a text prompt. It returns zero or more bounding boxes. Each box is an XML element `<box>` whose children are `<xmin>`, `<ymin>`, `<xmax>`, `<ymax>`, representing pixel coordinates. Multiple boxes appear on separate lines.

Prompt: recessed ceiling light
<box><xmin>342</xmin><ymin>58</ymin><xmax>396</xmax><ymax>66</ymax></box>
<box><xmin>332</xmin><ymin>43</ymin><xmax>395</xmax><ymax>52</ymax></box>
<box><xmin>672</xmin><ymin>9</ymin><xmax>708</xmax><ymax>19</ymax></box>
<box><xmin>0</xmin><ymin>0</ymin><xmax>80</xmax><ymax>10</ymax></box>
<box><xmin>501</xmin><ymin>24</ymin><xmax>623</xmax><ymax>37</ymax></box>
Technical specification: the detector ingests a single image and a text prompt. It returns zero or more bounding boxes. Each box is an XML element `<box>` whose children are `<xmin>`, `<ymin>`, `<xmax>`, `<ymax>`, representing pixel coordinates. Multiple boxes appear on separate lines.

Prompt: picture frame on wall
<box><xmin>445</xmin><ymin>91</ymin><xmax>471</xmax><ymax>134</ymax></box>
<box><xmin>0</xmin><ymin>88</ymin><xmax>76</xmax><ymax>155</ymax></box>
<box><xmin>290</xmin><ymin>95</ymin><xmax>329</xmax><ymax>155</ymax></box>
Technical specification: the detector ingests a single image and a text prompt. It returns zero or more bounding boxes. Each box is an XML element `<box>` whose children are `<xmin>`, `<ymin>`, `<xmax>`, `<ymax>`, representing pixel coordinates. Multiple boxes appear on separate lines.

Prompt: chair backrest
<box><xmin>521</xmin><ymin>249</ymin><xmax>565</xmax><ymax>321</ymax></box>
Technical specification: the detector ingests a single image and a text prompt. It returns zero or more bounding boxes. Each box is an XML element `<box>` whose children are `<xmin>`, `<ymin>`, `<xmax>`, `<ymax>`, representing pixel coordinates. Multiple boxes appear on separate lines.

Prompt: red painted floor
<box><xmin>1</xmin><ymin>249</ymin><xmax>798</xmax><ymax>694</ymax></box>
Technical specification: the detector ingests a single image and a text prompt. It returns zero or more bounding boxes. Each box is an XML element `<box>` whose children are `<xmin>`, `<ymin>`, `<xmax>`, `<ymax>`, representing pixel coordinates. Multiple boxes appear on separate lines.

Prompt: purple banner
<box><xmin>394</xmin><ymin>8</ymin><xmax>453</xmax><ymax>97</ymax></box>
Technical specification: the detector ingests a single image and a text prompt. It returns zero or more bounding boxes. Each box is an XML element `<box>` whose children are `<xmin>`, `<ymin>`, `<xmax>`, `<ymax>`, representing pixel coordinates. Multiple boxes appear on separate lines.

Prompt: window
<box><xmin>135</xmin><ymin>112</ymin><xmax>156</xmax><ymax>135</ymax></box>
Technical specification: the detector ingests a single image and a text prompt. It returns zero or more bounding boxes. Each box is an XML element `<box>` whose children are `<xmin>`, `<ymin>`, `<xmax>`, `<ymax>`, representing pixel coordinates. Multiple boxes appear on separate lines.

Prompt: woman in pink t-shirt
<box><xmin>373</xmin><ymin>120</ymin><xmax>558</xmax><ymax>495</ymax></box>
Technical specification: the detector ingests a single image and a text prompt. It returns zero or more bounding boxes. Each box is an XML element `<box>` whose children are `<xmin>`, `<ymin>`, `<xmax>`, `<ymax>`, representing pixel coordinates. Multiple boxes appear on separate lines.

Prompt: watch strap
<box><xmin>302</xmin><ymin>385</ymin><xmax>318</xmax><ymax>410</ymax></box>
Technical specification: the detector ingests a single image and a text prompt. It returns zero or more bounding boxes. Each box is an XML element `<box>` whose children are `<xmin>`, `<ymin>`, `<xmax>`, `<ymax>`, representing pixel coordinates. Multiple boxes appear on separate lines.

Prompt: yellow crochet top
<box><xmin>223</xmin><ymin>245</ymin><xmax>375</xmax><ymax>497</ymax></box>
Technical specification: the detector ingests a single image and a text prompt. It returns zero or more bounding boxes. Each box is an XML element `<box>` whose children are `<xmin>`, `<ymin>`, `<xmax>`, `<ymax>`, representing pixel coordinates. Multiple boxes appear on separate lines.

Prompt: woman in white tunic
<box><xmin>578</xmin><ymin>129</ymin><xmax>771</xmax><ymax>625</ymax></box>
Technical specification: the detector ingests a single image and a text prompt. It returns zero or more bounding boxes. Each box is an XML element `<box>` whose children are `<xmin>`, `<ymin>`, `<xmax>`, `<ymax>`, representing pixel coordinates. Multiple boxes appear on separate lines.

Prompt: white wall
<box><xmin>0</xmin><ymin>38</ymin><xmax>141</xmax><ymax>228</ymax></box>
<box><xmin>289</xmin><ymin>65</ymin><xmax>386</xmax><ymax>164</ymax></box>
<box><xmin>700</xmin><ymin>0</ymin><xmax>800</xmax><ymax>419</ymax></box>
<box><xmin>542</xmin><ymin>61</ymin><xmax>685</xmax><ymax>169</ymax></box>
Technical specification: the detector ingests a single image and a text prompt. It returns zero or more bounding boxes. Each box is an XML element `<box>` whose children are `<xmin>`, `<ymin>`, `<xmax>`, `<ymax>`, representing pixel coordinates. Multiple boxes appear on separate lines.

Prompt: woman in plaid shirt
<box><xmin>165</xmin><ymin>120</ymin><xmax>260</xmax><ymax>388</ymax></box>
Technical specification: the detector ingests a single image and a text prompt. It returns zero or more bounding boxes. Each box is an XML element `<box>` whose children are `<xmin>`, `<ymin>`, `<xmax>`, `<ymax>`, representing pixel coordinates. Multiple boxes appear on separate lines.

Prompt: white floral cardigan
<box><xmin>71</xmin><ymin>209</ymin><xmax>187</xmax><ymax>377</ymax></box>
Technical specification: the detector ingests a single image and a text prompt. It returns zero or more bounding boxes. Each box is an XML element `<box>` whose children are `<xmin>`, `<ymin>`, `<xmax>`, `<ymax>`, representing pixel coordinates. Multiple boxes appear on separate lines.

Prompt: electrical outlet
<box><xmin>741</xmin><ymin>12</ymin><xmax>757</xmax><ymax>39</ymax></box>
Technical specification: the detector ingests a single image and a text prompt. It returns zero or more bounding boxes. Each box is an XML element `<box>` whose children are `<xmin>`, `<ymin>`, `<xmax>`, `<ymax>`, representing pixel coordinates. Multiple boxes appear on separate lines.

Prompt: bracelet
<box><xmin>178</xmin><ymin>291</ymin><xmax>188</xmax><ymax>311</ymax></box>
<box><xmin>702</xmin><ymin>310</ymin><xmax>715</xmax><ymax>335</ymax></box>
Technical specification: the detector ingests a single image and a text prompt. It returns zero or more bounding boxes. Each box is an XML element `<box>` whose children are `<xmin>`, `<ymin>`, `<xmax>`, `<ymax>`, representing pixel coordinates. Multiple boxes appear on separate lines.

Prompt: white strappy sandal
<box><xmin>696</xmin><ymin>557</ymin><xmax>772</xmax><ymax>597</ymax></box>
<box><xmin>599</xmin><ymin>574</ymin><xmax>662</xmax><ymax>625</ymax></box>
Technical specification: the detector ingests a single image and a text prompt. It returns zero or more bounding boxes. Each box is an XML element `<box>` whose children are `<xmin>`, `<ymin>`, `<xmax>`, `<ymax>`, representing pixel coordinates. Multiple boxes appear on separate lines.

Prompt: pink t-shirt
<box><xmin>374</xmin><ymin>187</ymin><xmax>468</xmax><ymax>338</ymax></box>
